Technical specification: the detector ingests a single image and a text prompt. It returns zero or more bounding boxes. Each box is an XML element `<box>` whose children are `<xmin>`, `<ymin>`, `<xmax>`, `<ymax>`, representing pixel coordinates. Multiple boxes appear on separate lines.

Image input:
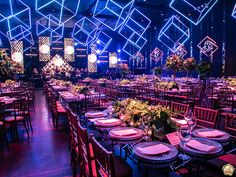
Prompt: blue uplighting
<box><xmin>158</xmin><ymin>16</ymin><xmax>190</xmax><ymax>52</ymax></box>
<box><xmin>170</xmin><ymin>0</ymin><xmax>219</xmax><ymax>25</ymax></box>
<box><xmin>93</xmin><ymin>0</ymin><xmax>134</xmax><ymax>31</ymax></box>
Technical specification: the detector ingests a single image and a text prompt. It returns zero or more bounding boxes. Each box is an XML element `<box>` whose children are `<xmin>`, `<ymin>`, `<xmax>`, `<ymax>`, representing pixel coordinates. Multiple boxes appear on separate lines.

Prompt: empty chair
<box><xmin>90</xmin><ymin>135</ymin><xmax>132</xmax><ymax>177</ymax></box>
<box><xmin>171</xmin><ymin>101</ymin><xmax>190</xmax><ymax>118</ymax></box>
<box><xmin>225</xmin><ymin>113</ymin><xmax>236</xmax><ymax>139</ymax></box>
<box><xmin>194</xmin><ymin>106</ymin><xmax>218</xmax><ymax>129</ymax></box>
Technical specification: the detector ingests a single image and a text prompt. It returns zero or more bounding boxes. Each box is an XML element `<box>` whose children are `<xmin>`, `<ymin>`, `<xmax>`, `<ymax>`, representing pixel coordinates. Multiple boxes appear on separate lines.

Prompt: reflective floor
<box><xmin>0</xmin><ymin>90</ymin><xmax>71</xmax><ymax>177</ymax></box>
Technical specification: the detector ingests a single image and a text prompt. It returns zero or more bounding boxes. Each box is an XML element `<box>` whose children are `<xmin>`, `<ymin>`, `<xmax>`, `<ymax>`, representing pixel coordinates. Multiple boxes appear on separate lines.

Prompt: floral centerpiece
<box><xmin>113</xmin><ymin>98</ymin><xmax>177</xmax><ymax>137</ymax></box>
<box><xmin>157</xmin><ymin>81</ymin><xmax>179</xmax><ymax>90</ymax></box>
<box><xmin>120</xmin><ymin>79</ymin><xmax>130</xmax><ymax>85</ymax></box>
<box><xmin>227</xmin><ymin>78</ymin><xmax>236</xmax><ymax>87</ymax></box>
<box><xmin>4</xmin><ymin>79</ymin><xmax>16</xmax><ymax>87</ymax></box>
<box><xmin>83</xmin><ymin>77</ymin><xmax>93</xmax><ymax>82</ymax></box>
<box><xmin>136</xmin><ymin>75</ymin><xmax>148</xmax><ymax>83</ymax></box>
<box><xmin>118</xmin><ymin>63</ymin><xmax>130</xmax><ymax>78</ymax></box>
<box><xmin>71</xmin><ymin>85</ymin><xmax>90</xmax><ymax>94</ymax></box>
<box><xmin>165</xmin><ymin>55</ymin><xmax>183</xmax><ymax>81</ymax></box>
<box><xmin>183</xmin><ymin>57</ymin><xmax>196</xmax><ymax>77</ymax></box>
<box><xmin>54</xmin><ymin>79</ymin><xmax>71</xmax><ymax>87</ymax></box>
<box><xmin>153</xmin><ymin>66</ymin><xmax>163</xmax><ymax>77</ymax></box>
<box><xmin>98</xmin><ymin>78</ymin><xmax>108</xmax><ymax>85</ymax></box>
<box><xmin>197</xmin><ymin>61</ymin><xmax>211</xmax><ymax>79</ymax></box>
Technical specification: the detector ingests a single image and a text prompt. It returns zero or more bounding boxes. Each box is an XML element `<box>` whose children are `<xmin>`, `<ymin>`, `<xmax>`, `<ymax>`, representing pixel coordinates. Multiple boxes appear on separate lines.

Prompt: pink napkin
<box><xmin>186</xmin><ymin>140</ymin><xmax>217</xmax><ymax>152</ymax></box>
<box><xmin>171</xmin><ymin>118</ymin><xmax>187</xmax><ymax>125</ymax></box>
<box><xmin>112</xmin><ymin>129</ymin><xmax>137</xmax><ymax>136</ymax></box>
<box><xmin>137</xmin><ymin>144</ymin><xmax>170</xmax><ymax>156</ymax></box>
<box><xmin>197</xmin><ymin>130</ymin><xmax>225</xmax><ymax>138</ymax></box>
<box><xmin>96</xmin><ymin>119</ymin><xmax>119</xmax><ymax>124</ymax></box>
<box><xmin>85</xmin><ymin>112</ymin><xmax>105</xmax><ymax>117</ymax></box>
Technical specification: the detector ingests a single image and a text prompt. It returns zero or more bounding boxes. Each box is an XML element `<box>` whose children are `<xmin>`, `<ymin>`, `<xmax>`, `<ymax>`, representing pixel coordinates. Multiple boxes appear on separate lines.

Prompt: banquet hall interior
<box><xmin>0</xmin><ymin>0</ymin><xmax>236</xmax><ymax>177</ymax></box>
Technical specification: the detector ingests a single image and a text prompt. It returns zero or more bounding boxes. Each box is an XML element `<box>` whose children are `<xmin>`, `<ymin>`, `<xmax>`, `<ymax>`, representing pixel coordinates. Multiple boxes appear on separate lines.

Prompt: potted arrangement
<box><xmin>183</xmin><ymin>57</ymin><xmax>196</xmax><ymax>78</ymax></box>
<box><xmin>165</xmin><ymin>55</ymin><xmax>183</xmax><ymax>82</ymax></box>
<box><xmin>112</xmin><ymin>98</ymin><xmax>177</xmax><ymax>138</ymax></box>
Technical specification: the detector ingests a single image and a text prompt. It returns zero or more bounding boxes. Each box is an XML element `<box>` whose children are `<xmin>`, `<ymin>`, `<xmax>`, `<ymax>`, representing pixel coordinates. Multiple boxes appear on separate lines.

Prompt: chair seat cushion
<box><xmin>208</xmin><ymin>154</ymin><xmax>236</xmax><ymax>168</ymax></box>
<box><xmin>57</xmin><ymin>107</ymin><xmax>66</xmax><ymax>113</ymax></box>
<box><xmin>5</xmin><ymin>116</ymin><xmax>24</xmax><ymax>122</ymax></box>
<box><xmin>4</xmin><ymin>108</ymin><xmax>15</xmax><ymax>113</ymax></box>
<box><xmin>0</xmin><ymin>121</ymin><xmax>3</xmax><ymax>126</ymax></box>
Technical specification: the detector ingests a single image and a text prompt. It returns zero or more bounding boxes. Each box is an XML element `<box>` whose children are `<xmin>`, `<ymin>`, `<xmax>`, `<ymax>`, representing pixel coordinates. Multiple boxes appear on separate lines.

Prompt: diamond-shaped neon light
<box><xmin>170</xmin><ymin>0</ymin><xmax>219</xmax><ymax>25</ymax></box>
<box><xmin>0</xmin><ymin>0</ymin><xmax>31</xmax><ymax>39</ymax></box>
<box><xmin>130</xmin><ymin>51</ymin><xmax>144</xmax><ymax>63</ymax></box>
<box><xmin>174</xmin><ymin>44</ymin><xmax>187</xmax><ymax>58</ymax></box>
<box><xmin>150</xmin><ymin>48</ymin><xmax>164</xmax><ymax>63</ymax></box>
<box><xmin>90</xmin><ymin>31</ymin><xmax>112</xmax><ymax>55</ymax></box>
<box><xmin>232</xmin><ymin>3</ymin><xmax>236</xmax><ymax>19</ymax></box>
<box><xmin>119</xmin><ymin>8</ymin><xmax>151</xmax><ymax>42</ymax></box>
<box><xmin>158</xmin><ymin>16</ymin><xmax>190</xmax><ymax>52</ymax></box>
<box><xmin>122</xmin><ymin>34</ymin><xmax>147</xmax><ymax>57</ymax></box>
<box><xmin>197</xmin><ymin>36</ymin><xmax>218</xmax><ymax>57</ymax></box>
<box><xmin>35</xmin><ymin>0</ymin><xmax>80</xmax><ymax>25</ymax></box>
<box><xmin>36</xmin><ymin>15</ymin><xmax>64</xmax><ymax>45</ymax></box>
<box><xmin>72</xmin><ymin>17</ymin><xmax>98</xmax><ymax>46</ymax></box>
<box><xmin>93</xmin><ymin>0</ymin><xmax>134</xmax><ymax>31</ymax></box>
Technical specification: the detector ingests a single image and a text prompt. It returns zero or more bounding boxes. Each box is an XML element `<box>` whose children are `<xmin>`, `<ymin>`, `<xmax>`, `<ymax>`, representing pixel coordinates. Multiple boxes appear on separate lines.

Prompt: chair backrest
<box><xmin>66</xmin><ymin>107</ymin><xmax>78</xmax><ymax>149</ymax></box>
<box><xmin>171</xmin><ymin>101</ymin><xmax>189</xmax><ymax>118</ymax></box>
<box><xmin>90</xmin><ymin>135</ymin><xmax>114</xmax><ymax>177</ymax></box>
<box><xmin>225</xmin><ymin>113</ymin><xmax>236</xmax><ymax>139</ymax></box>
<box><xmin>194</xmin><ymin>106</ymin><xmax>218</xmax><ymax>129</ymax></box>
<box><xmin>155</xmin><ymin>98</ymin><xmax>169</xmax><ymax>107</ymax></box>
<box><xmin>77</xmin><ymin>122</ymin><xmax>93</xmax><ymax>177</ymax></box>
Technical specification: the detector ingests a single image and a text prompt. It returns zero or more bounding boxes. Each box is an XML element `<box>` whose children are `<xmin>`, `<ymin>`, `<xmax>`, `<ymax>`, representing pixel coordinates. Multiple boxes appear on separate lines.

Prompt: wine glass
<box><xmin>184</xmin><ymin>110</ymin><xmax>193</xmax><ymax>122</ymax></box>
<box><xmin>142</xmin><ymin>116</ymin><xmax>151</xmax><ymax>141</ymax></box>
<box><xmin>187</xmin><ymin>115</ymin><xmax>196</xmax><ymax>132</ymax></box>
<box><xmin>178</xmin><ymin>125</ymin><xmax>191</xmax><ymax>161</ymax></box>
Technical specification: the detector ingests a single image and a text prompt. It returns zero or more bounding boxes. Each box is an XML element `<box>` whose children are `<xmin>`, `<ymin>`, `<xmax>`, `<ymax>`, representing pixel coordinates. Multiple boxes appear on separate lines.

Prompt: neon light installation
<box><xmin>93</xmin><ymin>0</ymin><xmax>134</xmax><ymax>31</ymax></box>
<box><xmin>72</xmin><ymin>17</ymin><xmax>98</xmax><ymax>46</ymax></box>
<box><xmin>150</xmin><ymin>48</ymin><xmax>164</xmax><ymax>63</ymax></box>
<box><xmin>170</xmin><ymin>0</ymin><xmax>219</xmax><ymax>25</ymax></box>
<box><xmin>158</xmin><ymin>16</ymin><xmax>190</xmax><ymax>52</ymax></box>
<box><xmin>197</xmin><ymin>36</ymin><xmax>218</xmax><ymax>57</ymax></box>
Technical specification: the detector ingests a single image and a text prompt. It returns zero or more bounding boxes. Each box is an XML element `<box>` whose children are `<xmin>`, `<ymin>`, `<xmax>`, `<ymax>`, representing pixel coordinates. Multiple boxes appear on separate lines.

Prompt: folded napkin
<box><xmin>186</xmin><ymin>140</ymin><xmax>217</xmax><ymax>152</ymax></box>
<box><xmin>197</xmin><ymin>130</ymin><xmax>225</xmax><ymax>138</ymax></box>
<box><xmin>137</xmin><ymin>144</ymin><xmax>170</xmax><ymax>156</ymax></box>
<box><xmin>171</xmin><ymin>118</ymin><xmax>187</xmax><ymax>125</ymax></box>
<box><xmin>85</xmin><ymin>112</ymin><xmax>105</xmax><ymax>117</ymax></box>
<box><xmin>112</xmin><ymin>129</ymin><xmax>137</xmax><ymax>136</ymax></box>
<box><xmin>96</xmin><ymin>119</ymin><xmax>119</xmax><ymax>124</ymax></box>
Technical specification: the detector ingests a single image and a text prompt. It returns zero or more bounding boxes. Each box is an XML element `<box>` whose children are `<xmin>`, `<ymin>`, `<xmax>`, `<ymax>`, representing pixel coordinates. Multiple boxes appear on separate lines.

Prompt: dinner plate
<box><xmin>133</xmin><ymin>142</ymin><xmax>178</xmax><ymax>163</ymax></box>
<box><xmin>94</xmin><ymin>118</ymin><xmax>122</xmax><ymax>127</ymax></box>
<box><xmin>192</xmin><ymin>128</ymin><xmax>230</xmax><ymax>143</ymax></box>
<box><xmin>109</xmin><ymin>127</ymin><xmax>143</xmax><ymax>141</ymax></box>
<box><xmin>179</xmin><ymin>138</ymin><xmax>222</xmax><ymax>157</ymax></box>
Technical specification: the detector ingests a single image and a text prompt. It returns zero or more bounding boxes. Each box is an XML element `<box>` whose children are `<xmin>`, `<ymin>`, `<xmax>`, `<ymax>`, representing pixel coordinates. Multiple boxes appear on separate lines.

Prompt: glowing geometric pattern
<box><xmin>173</xmin><ymin>44</ymin><xmax>187</xmax><ymax>58</ymax></box>
<box><xmin>36</xmin><ymin>15</ymin><xmax>64</xmax><ymax>44</ymax></box>
<box><xmin>122</xmin><ymin>34</ymin><xmax>147</xmax><ymax>57</ymax></box>
<box><xmin>197</xmin><ymin>36</ymin><xmax>218</xmax><ymax>57</ymax></box>
<box><xmin>39</xmin><ymin>37</ymin><xmax>50</xmax><ymax>62</ymax></box>
<box><xmin>158</xmin><ymin>16</ymin><xmax>190</xmax><ymax>52</ymax></box>
<box><xmin>72</xmin><ymin>17</ymin><xmax>98</xmax><ymax>46</ymax></box>
<box><xmin>93</xmin><ymin>0</ymin><xmax>134</xmax><ymax>31</ymax></box>
<box><xmin>88</xmin><ymin>54</ymin><xmax>97</xmax><ymax>73</ymax></box>
<box><xmin>119</xmin><ymin>8</ymin><xmax>151</xmax><ymax>42</ymax></box>
<box><xmin>64</xmin><ymin>38</ymin><xmax>75</xmax><ymax>62</ymax></box>
<box><xmin>130</xmin><ymin>51</ymin><xmax>144</xmax><ymax>63</ymax></box>
<box><xmin>10</xmin><ymin>40</ymin><xmax>24</xmax><ymax>74</ymax></box>
<box><xmin>35</xmin><ymin>0</ymin><xmax>80</xmax><ymax>25</ymax></box>
<box><xmin>0</xmin><ymin>0</ymin><xmax>31</xmax><ymax>39</ymax></box>
<box><xmin>90</xmin><ymin>31</ymin><xmax>112</xmax><ymax>55</ymax></box>
<box><xmin>170</xmin><ymin>0</ymin><xmax>219</xmax><ymax>25</ymax></box>
<box><xmin>232</xmin><ymin>3</ymin><xmax>236</xmax><ymax>19</ymax></box>
<box><xmin>150</xmin><ymin>48</ymin><xmax>164</xmax><ymax>63</ymax></box>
